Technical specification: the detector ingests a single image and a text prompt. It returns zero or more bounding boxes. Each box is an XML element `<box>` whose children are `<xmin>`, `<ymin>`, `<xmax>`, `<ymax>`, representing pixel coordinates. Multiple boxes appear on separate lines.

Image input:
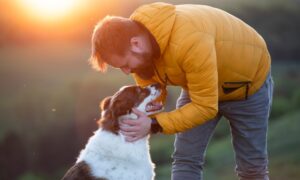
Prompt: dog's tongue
<box><xmin>146</xmin><ymin>101</ymin><xmax>163</xmax><ymax>112</ymax></box>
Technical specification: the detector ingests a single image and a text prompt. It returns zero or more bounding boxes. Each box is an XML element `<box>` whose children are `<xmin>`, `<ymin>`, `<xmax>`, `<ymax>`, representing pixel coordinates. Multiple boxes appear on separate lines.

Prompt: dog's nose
<box><xmin>151</xmin><ymin>83</ymin><xmax>161</xmax><ymax>89</ymax></box>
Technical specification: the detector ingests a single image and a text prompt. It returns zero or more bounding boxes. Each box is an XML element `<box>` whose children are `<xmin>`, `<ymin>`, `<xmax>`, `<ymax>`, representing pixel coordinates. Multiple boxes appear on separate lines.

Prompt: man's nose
<box><xmin>121</xmin><ymin>67</ymin><xmax>131</xmax><ymax>74</ymax></box>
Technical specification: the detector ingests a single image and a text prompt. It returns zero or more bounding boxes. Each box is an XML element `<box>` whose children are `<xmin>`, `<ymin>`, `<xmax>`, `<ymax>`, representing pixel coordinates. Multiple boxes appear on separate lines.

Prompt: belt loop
<box><xmin>245</xmin><ymin>83</ymin><xmax>249</xmax><ymax>100</ymax></box>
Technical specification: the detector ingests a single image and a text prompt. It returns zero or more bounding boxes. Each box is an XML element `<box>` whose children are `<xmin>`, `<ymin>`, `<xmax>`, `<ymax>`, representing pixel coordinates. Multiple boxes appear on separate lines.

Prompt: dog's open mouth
<box><xmin>143</xmin><ymin>84</ymin><xmax>164</xmax><ymax>114</ymax></box>
<box><xmin>146</xmin><ymin>101</ymin><xmax>163</xmax><ymax>112</ymax></box>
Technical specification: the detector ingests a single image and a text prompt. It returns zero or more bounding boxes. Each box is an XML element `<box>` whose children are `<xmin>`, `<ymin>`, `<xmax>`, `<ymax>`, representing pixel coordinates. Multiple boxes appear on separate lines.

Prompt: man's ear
<box><xmin>130</xmin><ymin>36</ymin><xmax>146</xmax><ymax>54</ymax></box>
<box><xmin>100</xmin><ymin>96</ymin><xmax>112</xmax><ymax>111</ymax></box>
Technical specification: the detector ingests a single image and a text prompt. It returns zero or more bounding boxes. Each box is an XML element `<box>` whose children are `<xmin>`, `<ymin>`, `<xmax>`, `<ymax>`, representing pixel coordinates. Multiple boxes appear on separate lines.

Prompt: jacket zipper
<box><xmin>152</xmin><ymin>63</ymin><xmax>175</xmax><ymax>86</ymax></box>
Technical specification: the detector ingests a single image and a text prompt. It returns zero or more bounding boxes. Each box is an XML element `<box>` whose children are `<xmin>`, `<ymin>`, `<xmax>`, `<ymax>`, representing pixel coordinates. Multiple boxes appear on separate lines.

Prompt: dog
<box><xmin>62</xmin><ymin>84</ymin><xmax>163</xmax><ymax>180</ymax></box>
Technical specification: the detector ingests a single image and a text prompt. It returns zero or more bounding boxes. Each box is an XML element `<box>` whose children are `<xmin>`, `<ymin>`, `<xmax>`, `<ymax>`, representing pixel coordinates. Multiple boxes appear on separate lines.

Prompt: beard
<box><xmin>131</xmin><ymin>51</ymin><xmax>155</xmax><ymax>80</ymax></box>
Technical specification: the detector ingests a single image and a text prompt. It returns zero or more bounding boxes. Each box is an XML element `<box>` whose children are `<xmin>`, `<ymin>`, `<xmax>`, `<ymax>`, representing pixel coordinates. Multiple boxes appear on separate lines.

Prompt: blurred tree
<box><xmin>291</xmin><ymin>88</ymin><xmax>300</xmax><ymax>109</ymax></box>
<box><xmin>270</xmin><ymin>97</ymin><xmax>291</xmax><ymax>120</ymax></box>
<box><xmin>235</xmin><ymin>6</ymin><xmax>300</xmax><ymax>60</ymax></box>
<box><xmin>34</xmin><ymin>125</ymin><xmax>80</xmax><ymax>174</ymax></box>
<box><xmin>0</xmin><ymin>131</ymin><xmax>28</xmax><ymax>180</ymax></box>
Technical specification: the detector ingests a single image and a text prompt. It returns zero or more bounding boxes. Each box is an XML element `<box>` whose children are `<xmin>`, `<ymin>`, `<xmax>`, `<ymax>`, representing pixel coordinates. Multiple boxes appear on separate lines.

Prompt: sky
<box><xmin>0</xmin><ymin>0</ymin><xmax>140</xmax><ymax>43</ymax></box>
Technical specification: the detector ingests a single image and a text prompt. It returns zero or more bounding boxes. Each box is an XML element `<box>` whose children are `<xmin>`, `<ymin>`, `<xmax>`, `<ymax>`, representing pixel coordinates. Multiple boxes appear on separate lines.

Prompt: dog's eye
<box><xmin>140</xmin><ymin>88</ymin><xmax>150</xmax><ymax>96</ymax></box>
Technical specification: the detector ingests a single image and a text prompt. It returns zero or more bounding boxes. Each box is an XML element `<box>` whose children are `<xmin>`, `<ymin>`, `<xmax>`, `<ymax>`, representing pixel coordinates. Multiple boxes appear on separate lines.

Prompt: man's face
<box><xmin>107</xmin><ymin>49</ymin><xmax>155</xmax><ymax>80</ymax></box>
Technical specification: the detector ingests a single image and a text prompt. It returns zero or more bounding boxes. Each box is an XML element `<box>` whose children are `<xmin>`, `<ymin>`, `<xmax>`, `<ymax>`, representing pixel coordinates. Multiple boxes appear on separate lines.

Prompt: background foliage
<box><xmin>0</xmin><ymin>0</ymin><xmax>299</xmax><ymax>180</ymax></box>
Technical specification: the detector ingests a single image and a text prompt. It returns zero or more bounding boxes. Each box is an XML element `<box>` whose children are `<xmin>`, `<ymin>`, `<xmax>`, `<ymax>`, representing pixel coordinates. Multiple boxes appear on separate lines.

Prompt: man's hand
<box><xmin>120</xmin><ymin>108</ymin><xmax>151</xmax><ymax>142</ymax></box>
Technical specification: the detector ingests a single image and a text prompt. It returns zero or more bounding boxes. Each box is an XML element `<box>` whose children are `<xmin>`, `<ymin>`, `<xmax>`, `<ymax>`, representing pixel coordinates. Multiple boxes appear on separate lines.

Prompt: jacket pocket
<box><xmin>222</xmin><ymin>81</ymin><xmax>251</xmax><ymax>100</ymax></box>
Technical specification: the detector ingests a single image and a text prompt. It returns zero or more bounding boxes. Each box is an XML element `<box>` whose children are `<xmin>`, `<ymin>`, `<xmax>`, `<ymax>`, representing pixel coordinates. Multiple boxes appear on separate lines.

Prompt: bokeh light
<box><xmin>19</xmin><ymin>0</ymin><xmax>80</xmax><ymax>20</ymax></box>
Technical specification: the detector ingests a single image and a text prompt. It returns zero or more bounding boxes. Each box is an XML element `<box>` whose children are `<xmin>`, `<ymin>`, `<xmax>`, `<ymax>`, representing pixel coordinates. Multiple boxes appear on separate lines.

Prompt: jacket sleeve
<box><xmin>156</xmin><ymin>32</ymin><xmax>219</xmax><ymax>134</ymax></box>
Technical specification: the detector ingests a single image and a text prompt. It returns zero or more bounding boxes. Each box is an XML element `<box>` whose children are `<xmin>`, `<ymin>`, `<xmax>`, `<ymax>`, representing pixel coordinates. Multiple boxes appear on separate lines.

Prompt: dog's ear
<box><xmin>98</xmin><ymin>110</ymin><xmax>119</xmax><ymax>134</ymax></box>
<box><xmin>112</xmin><ymin>99</ymin><xmax>135</xmax><ymax>117</ymax></box>
<box><xmin>98</xmin><ymin>96</ymin><xmax>119</xmax><ymax>134</ymax></box>
<box><xmin>98</xmin><ymin>114</ymin><xmax>119</xmax><ymax>135</ymax></box>
<box><xmin>100</xmin><ymin>96</ymin><xmax>112</xmax><ymax>111</ymax></box>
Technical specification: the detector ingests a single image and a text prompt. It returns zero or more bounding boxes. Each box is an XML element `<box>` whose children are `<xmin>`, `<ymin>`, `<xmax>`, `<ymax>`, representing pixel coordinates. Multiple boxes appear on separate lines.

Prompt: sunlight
<box><xmin>19</xmin><ymin>0</ymin><xmax>79</xmax><ymax>20</ymax></box>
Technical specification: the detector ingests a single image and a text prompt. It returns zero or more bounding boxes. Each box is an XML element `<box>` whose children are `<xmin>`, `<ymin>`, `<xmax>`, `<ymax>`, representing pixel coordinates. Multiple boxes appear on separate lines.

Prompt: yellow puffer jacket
<box><xmin>130</xmin><ymin>2</ymin><xmax>271</xmax><ymax>134</ymax></box>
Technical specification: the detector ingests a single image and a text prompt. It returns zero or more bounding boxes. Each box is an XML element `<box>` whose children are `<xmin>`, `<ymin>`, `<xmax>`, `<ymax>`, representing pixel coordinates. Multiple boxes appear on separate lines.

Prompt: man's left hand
<box><xmin>120</xmin><ymin>108</ymin><xmax>151</xmax><ymax>142</ymax></box>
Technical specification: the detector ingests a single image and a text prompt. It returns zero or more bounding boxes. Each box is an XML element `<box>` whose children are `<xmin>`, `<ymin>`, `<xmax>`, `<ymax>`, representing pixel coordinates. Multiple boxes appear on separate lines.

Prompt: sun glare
<box><xmin>20</xmin><ymin>0</ymin><xmax>79</xmax><ymax>20</ymax></box>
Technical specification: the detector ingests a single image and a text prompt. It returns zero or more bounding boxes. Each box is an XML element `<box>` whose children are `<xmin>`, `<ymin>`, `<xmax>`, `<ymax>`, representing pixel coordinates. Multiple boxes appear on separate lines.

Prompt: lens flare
<box><xmin>20</xmin><ymin>0</ymin><xmax>79</xmax><ymax>19</ymax></box>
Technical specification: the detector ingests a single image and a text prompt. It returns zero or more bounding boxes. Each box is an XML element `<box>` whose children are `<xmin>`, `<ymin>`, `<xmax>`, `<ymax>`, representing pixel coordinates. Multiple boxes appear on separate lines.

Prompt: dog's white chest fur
<box><xmin>76</xmin><ymin>129</ymin><xmax>155</xmax><ymax>180</ymax></box>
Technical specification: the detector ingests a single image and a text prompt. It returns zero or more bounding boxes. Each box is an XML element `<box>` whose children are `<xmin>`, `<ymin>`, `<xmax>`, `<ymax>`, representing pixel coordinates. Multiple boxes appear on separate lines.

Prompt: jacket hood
<box><xmin>130</xmin><ymin>2</ymin><xmax>176</xmax><ymax>54</ymax></box>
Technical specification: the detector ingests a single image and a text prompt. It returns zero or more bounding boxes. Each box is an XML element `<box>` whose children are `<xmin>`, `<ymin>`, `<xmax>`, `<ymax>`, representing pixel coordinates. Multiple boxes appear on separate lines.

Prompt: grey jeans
<box><xmin>172</xmin><ymin>73</ymin><xmax>274</xmax><ymax>180</ymax></box>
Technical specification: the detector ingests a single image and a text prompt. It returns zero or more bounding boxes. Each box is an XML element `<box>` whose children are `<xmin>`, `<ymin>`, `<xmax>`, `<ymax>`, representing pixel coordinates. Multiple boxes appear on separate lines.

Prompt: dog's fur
<box><xmin>62</xmin><ymin>84</ymin><xmax>163</xmax><ymax>180</ymax></box>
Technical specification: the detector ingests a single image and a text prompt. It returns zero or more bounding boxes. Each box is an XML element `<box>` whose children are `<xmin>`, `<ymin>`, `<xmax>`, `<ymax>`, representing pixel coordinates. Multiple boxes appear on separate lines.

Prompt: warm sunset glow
<box><xmin>19</xmin><ymin>0</ymin><xmax>79</xmax><ymax>20</ymax></box>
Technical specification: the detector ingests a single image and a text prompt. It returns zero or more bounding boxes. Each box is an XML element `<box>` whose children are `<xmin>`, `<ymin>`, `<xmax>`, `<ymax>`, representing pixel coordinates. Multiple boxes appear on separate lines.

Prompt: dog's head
<box><xmin>98</xmin><ymin>84</ymin><xmax>163</xmax><ymax>134</ymax></box>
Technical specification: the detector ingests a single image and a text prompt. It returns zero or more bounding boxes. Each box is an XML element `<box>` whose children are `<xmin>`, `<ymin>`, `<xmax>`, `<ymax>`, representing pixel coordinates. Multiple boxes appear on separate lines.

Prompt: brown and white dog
<box><xmin>62</xmin><ymin>84</ymin><xmax>163</xmax><ymax>180</ymax></box>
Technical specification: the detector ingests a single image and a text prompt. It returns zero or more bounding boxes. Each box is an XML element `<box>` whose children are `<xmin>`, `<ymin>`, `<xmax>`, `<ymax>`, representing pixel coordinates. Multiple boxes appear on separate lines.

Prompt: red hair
<box><xmin>89</xmin><ymin>16</ymin><xmax>147</xmax><ymax>72</ymax></box>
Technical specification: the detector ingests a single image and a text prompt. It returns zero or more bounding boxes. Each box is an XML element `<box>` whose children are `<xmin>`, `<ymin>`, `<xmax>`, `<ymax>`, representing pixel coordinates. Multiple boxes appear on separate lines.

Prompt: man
<box><xmin>89</xmin><ymin>2</ymin><xmax>273</xmax><ymax>180</ymax></box>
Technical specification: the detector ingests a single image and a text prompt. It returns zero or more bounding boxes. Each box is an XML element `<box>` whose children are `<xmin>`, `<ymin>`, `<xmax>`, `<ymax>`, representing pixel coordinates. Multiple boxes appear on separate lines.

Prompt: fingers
<box><xmin>120</xmin><ymin>129</ymin><xmax>141</xmax><ymax>142</ymax></box>
<box><xmin>119</xmin><ymin>112</ymin><xmax>151</xmax><ymax>142</ymax></box>
<box><xmin>132</xmin><ymin>108</ymin><xmax>146</xmax><ymax>117</ymax></box>
<box><xmin>120</xmin><ymin>130</ymin><xmax>136</xmax><ymax>136</ymax></box>
<box><xmin>125</xmin><ymin>136</ymin><xmax>141</xmax><ymax>142</ymax></box>
<box><xmin>120</xmin><ymin>124</ymin><xmax>139</xmax><ymax>132</ymax></box>
<box><xmin>119</xmin><ymin>123</ymin><xmax>148</xmax><ymax>142</ymax></box>
<box><xmin>120</xmin><ymin>132</ymin><xmax>147</xmax><ymax>142</ymax></box>
<box><xmin>121</xmin><ymin>119</ymin><xmax>139</xmax><ymax>126</ymax></box>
